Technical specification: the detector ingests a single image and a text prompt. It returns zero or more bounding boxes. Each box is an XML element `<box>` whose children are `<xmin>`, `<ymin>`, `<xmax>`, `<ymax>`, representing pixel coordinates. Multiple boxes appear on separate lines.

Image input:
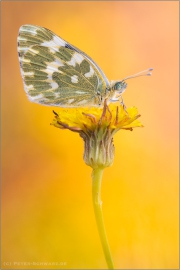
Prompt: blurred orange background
<box><xmin>2</xmin><ymin>1</ymin><xmax>179</xmax><ymax>269</ymax></box>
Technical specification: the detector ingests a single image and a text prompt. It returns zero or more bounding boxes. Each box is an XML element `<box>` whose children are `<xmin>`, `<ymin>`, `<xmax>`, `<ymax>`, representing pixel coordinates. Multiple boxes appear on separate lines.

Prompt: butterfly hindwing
<box><xmin>18</xmin><ymin>24</ymin><xmax>110</xmax><ymax>107</ymax></box>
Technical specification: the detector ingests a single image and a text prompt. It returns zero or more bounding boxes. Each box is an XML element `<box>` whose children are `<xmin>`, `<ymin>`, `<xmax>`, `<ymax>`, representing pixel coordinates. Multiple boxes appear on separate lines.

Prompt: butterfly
<box><xmin>17</xmin><ymin>24</ymin><xmax>153</xmax><ymax>107</ymax></box>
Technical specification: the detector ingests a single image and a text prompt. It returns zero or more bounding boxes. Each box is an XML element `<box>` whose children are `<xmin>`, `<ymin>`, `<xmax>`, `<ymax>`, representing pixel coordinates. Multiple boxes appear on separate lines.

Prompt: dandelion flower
<box><xmin>51</xmin><ymin>100</ymin><xmax>142</xmax><ymax>269</ymax></box>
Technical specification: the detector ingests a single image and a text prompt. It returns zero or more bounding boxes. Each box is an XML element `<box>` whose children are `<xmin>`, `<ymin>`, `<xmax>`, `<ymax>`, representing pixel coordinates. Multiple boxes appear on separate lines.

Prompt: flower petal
<box><xmin>51</xmin><ymin>103</ymin><xmax>142</xmax><ymax>133</ymax></box>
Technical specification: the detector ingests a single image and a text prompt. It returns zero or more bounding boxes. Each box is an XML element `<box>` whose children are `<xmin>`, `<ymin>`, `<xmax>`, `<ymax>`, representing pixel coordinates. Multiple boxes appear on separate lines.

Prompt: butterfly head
<box><xmin>107</xmin><ymin>68</ymin><xmax>153</xmax><ymax>104</ymax></box>
<box><xmin>112</xmin><ymin>68</ymin><xmax>153</xmax><ymax>93</ymax></box>
<box><xmin>113</xmin><ymin>81</ymin><xmax>127</xmax><ymax>94</ymax></box>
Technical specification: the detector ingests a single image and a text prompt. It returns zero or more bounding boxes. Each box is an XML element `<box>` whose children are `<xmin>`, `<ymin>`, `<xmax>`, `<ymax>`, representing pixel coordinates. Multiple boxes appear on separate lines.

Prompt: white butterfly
<box><xmin>18</xmin><ymin>24</ymin><xmax>153</xmax><ymax>107</ymax></box>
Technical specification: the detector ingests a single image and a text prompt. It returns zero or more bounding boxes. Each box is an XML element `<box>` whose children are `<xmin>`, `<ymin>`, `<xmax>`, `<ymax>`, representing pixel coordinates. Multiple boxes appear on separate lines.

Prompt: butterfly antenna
<box><xmin>122</xmin><ymin>68</ymin><xmax>153</xmax><ymax>82</ymax></box>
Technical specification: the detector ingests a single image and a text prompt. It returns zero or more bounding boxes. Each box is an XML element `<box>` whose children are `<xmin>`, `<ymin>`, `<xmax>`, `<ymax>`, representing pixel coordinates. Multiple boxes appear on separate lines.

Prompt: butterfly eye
<box><xmin>116</xmin><ymin>82</ymin><xmax>121</xmax><ymax>89</ymax></box>
<box><xmin>114</xmin><ymin>81</ymin><xmax>127</xmax><ymax>91</ymax></box>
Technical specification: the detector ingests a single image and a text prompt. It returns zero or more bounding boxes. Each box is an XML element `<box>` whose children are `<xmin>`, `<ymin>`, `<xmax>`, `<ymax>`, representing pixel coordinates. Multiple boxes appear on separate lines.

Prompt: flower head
<box><xmin>51</xmin><ymin>100</ymin><xmax>143</xmax><ymax>169</ymax></box>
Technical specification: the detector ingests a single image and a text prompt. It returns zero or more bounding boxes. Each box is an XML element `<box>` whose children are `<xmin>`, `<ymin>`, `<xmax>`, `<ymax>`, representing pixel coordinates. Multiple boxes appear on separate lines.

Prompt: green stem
<box><xmin>92</xmin><ymin>168</ymin><xmax>114</xmax><ymax>269</ymax></box>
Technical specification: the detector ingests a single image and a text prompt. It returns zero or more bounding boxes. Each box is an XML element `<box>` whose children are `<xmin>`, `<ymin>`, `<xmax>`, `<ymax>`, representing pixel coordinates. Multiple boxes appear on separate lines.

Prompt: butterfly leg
<box><xmin>119</xmin><ymin>96</ymin><xmax>129</xmax><ymax>115</ymax></box>
<box><xmin>109</xmin><ymin>93</ymin><xmax>121</xmax><ymax>103</ymax></box>
<box><xmin>111</xmin><ymin>94</ymin><xmax>128</xmax><ymax>114</ymax></box>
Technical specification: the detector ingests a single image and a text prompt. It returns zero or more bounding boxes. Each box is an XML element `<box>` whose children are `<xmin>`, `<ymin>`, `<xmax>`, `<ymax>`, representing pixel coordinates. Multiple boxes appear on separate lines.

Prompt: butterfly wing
<box><xmin>18</xmin><ymin>24</ymin><xmax>110</xmax><ymax>107</ymax></box>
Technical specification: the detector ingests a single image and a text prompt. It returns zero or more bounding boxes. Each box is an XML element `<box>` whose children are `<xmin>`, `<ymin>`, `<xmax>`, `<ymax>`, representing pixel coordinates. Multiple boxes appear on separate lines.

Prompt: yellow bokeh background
<box><xmin>2</xmin><ymin>1</ymin><xmax>179</xmax><ymax>269</ymax></box>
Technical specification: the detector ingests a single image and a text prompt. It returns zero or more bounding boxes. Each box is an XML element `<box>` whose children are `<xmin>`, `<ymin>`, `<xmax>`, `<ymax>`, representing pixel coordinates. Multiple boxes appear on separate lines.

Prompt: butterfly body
<box><xmin>18</xmin><ymin>25</ymin><xmax>151</xmax><ymax>107</ymax></box>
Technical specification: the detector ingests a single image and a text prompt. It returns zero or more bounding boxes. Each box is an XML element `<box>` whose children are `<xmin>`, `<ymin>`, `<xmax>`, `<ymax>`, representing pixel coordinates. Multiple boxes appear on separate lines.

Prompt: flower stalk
<box><xmin>92</xmin><ymin>168</ymin><xmax>114</xmax><ymax>269</ymax></box>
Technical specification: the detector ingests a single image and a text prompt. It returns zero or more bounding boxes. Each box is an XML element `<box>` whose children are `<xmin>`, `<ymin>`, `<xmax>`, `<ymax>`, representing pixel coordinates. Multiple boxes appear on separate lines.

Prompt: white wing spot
<box><xmin>71</xmin><ymin>75</ymin><xmax>78</xmax><ymax>83</ymax></box>
<box><xmin>41</xmin><ymin>35</ymin><xmax>66</xmax><ymax>48</ymax></box>
<box><xmin>21</xmin><ymin>58</ymin><xmax>30</xmax><ymax>63</ymax></box>
<box><xmin>84</xmin><ymin>66</ymin><xmax>94</xmax><ymax>78</ymax></box>
<box><xmin>18</xmin><ymin>47</ymin><xmax>28</xmax><ymax>52</ymax></box>
<box><xmin>18</xmin><ymin>36</ymin><xmax>27</xmax><ymax>41</ymax></box>
<box><xmin>74</xmin><ymin>53</ymin><xmax>84</xmax><ymax>64</ymax></box>
<box><xmin>77</xmin><ymin>99</ymin><xmax>88</xmax><ymax>105</ymax></box>
<box><xmin>50</xmin><ymin>81</ymin><xmax>59</xmax><ymax>90</ymax></box>
<box><xmin>23</xmin><ymin>72</ymin><xmax>34</xmax><ymax>76</ymax></box>
<box><xmin>49</xmin><ymin>47</ymin><xmax>59</xmax><ymax>53</ymax></box>
<box><xmin>67</xmin><ymin>56</ymin><xmax>76</xmax><ymax>67</ymax></box>
<box><xmin>54</xmin><ymin>92</ymin><xmax>60</xmax><ymax>98</ymax></box>
<box><xmin>29</xmin><ymin>48</ymin><xmax>39</xmax><ymax>54</ymax></box>
<box><xmin>44</xmin><ymin>59</ymin><xmax>64</xmax><ymax>75</ymax></box>
<box><xmin>20</xmin><ymin>26</ymin><xmax>37</xmax><ymax>35</ymax></box>
<box><xmin>53</xmin><ymin>35</ymin><xmax>66</xmax><ymax>46</ymax></box>
<box><xmin>67</xmin><ymin>52</ymin><xmax>84</xmax><ymax>67</ymax></box>
<box><xmin>75</xmin><ymin>91</ymin><xmax>86</xmax><ymax>94</ymax></box>
<box><xmin>26</xmin><ymin>84</ymin><xmax>34</xmax><ymax>90</ymax></box>
<box><xmin>29</xmin><ymin>93</ymin><xmax>44</xmax><ymax>102</ymax></box>
<box><xmin>67</xmin><ymin>98</ymin><xmax>74</xmax><ymax>104</ymax></box>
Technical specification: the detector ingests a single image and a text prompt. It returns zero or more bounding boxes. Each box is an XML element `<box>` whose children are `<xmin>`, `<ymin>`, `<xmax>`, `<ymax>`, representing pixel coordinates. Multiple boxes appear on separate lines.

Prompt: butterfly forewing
<box><xmin>18</xmin><ymin>24</ymin><xmax>110</xmax><ymax>107</ymax></box>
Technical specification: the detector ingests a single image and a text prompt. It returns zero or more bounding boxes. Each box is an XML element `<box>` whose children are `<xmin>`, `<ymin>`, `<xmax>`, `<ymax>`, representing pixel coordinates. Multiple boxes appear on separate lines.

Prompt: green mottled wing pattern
<box><xmin>18</xmin><ymin>25</ymin><xmax>110</xmax><ymax>107</ymax></box>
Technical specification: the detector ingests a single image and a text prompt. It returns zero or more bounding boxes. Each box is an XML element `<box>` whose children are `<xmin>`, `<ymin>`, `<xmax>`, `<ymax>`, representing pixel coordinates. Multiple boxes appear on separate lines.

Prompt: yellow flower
<box><xmin>51</xmin><ymin>100</ymin><xmax>143</xmax><ymax>169</ymax></box>
<box><xmin>51</xmin><ymin>100</ymin><xmax>143</xmax><ymax>269</ymax></box>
